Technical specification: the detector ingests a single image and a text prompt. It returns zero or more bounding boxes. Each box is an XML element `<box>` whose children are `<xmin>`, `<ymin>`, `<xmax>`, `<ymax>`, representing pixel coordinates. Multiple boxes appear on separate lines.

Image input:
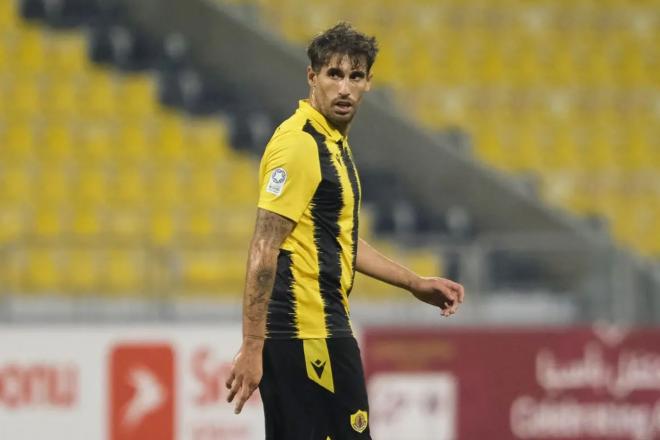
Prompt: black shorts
<box><xmin>259</xmin><ymin>337</ymin><xmax>371</xmax><ymax>440</ymax></box>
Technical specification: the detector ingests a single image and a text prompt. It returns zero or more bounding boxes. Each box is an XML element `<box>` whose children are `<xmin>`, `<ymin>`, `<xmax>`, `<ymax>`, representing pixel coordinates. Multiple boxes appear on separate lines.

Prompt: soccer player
<box><xmin>226</xmin><ymin>22</ymin><xmax>465</xmax><ymax>439</ymax></box>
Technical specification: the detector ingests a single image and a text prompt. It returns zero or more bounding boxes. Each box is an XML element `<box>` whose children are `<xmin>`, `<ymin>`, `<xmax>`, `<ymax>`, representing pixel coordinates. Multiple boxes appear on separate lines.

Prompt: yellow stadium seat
<box><xmin>353</xmin><ymin>272</ymin><xmax>399</xmax><ymax>298</ymax></box>
<box><xmin>214</xmin><ymin>207</ymin><xmax>255</xmax><ymax>247</ymax></box>
<box><xmin>42</xmin><ymin>78</ymin><xmax>81</xmax><ymax>118</ymax></box>
<box><xmin>107</xmin><ymin>208</ymin><xmax>146</xmax><ymax>242</ymax></box>
<box><xmin>473</xmin><ymin>120</ymin><xmax>506</xmax><ymax>168</ymax></box>
<box><xmin>0</xmin><ymin>206</ymin><xmax>25</xmax><ymax>244</ymax></box>
<box><xmin>74</xmin><ymin>168</ymin><xmax>109</xmax><ymax>206</ymax></box>
<box><xmin>545</xmin><ymin>126</ymin><xmax>579</xmax><ymax>170</ymax></box>
<box><xmin>10</xmin><ymin>77</ymin><xmax>43</xmax><ymax>117</ymax></box>
<box><xmin>36</xmin><ymin>167</ymin><xmax>70</xmax><ymax>206</ymax></box>
<box><xmin>185</xmin><ymin>118</ymin><xmax>233</xmax><ymax>164</ymax></box>
<box><xmin>116</xmin><ymin>122</ymin><xmax>151</xmax><ymax>163</ymax></box>
<box><xmin>70</xmin><ymin>206</ymin><xmax>103</xmax><ymax>240</ymax></box>
<box><xmin>187</xmin><ymin>167</ymin><xmax>221</xmax><ymax>206</ymax></box>
<box><xmin>0</xmin><ymin>166</ymin><xmax>32</xmax><ymax>205</ymax></box>
<box><xmin>112</xmin><ymin>167</ymin><xmax>147</xmax><ymax>206</ymax></box>
<box><xmin>117</xmin><ymin>74</ymin><xmax>158</xmax><ymax>118</ymax></box>
<box><xmin>49</xmin><ymin>32</ymin><xmax>88</xmax><ymax>78</ymax></box>
<box><xmin>155</xmin><ymin>113</ymin><xmax>187</xmax><ymax>163</ymax></box>
<box><xmin>79</xmin><ymin>124</ymin><xmax>114</xmax><ymax>164</ymax></box>
<box><xmin>81</xmin><ymin>70</ymin><xmax>119</xmax><ymax>117</ymax></box>
<box><xmin>63</xmin><ymin>248</ymin><xmax>100</xmax><ymax>292</ymax></box>
<box><xmin>31</xmin><ymin>206</ymin><xmax>64</xmax><ymax>241</ymax></box>
<box><xmin>15</xmin><ymin>27</ymin><xmax>47</xmax><ymax>73</ymax></box>
<box><xmin>0</xmin><ymin>41</ymin><xmax>10</xmax><ymax>74</ymax></box>
<box><xmin>406</xmin><ymin>250</ymin><xmax>443</xmax><ymax>278</ymax></box>
<box><xmin>223</xmin><ymin>158</ymin><xmax>258</xmax><ymax>204</ymax></box>
<box><xmin>103</xmin><ymin>248</ymin><xmax>147</xmax><ymax>293</ymax></box>
<box><xmin>23</xmin><ymin>247</ymin><xmax>62</xmax><ymax>292</ymax></box>
<box><xmin>179</xmin><ymin>249</ymin><xmax>246</xmax><ymax>295</ymax></box>
<box><xmin>477</xmin><ymin>40</ymin><xmax>507</xmax><ymax>85</ymax></box>
<box><xmin>150</xmin><ymin>168</ymin><xmax>184</xmax><ymax>208</ymax></box>
<box><xmin>183</xmin><ymin>207</ymin><xmax>218</xmax><ymax>243</ymax></box>
<box><xmin>43</xmin><ymin>122</ymin><xmax>76</xmax><ymax>162</ymax></box>
<box><xmin>0</xmin><ymin>0</ymin><xmax>18</xmax><ymax>29</ymax></box>
<box><xmin>149</xmin><ymin>208</ymin><xmax>178</xmax><ymax>246</ymax></box>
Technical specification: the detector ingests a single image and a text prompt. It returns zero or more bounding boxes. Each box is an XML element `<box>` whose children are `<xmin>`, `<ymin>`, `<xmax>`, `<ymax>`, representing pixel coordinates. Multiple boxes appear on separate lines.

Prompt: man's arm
<box><xmin>225</xmin><ymin>208</ymin><xmax>295</xmax><ymax>414</ymax></box>
<box><xmin>356</xmin><ymin>238</ymin><xmax>465</xmax><ymax>316</ymax></box>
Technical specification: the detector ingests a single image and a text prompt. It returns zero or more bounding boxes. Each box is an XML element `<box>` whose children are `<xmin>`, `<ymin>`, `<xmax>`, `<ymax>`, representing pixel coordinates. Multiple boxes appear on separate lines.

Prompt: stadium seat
<box><xmin>117</xmin><ymin>74</ymin><xmax>158</xmax><ymax>119</ymax></box>
<box><xmin>63</xmin><ymin>248</ymin><xmax>101</xmax><ymax>292</ymax></box>
<box><xmin>149</xmin><ymin>208</ymin><xmax>179</xmax><ymax>247</ymax></box>
<box><xmin>107</xmin><ymin>208</ymin><xmax>146</xmax><ymax>243</ymax></box>
<box><xmin>78</xmin><ymin>124</ymin><xmax>114</xmax><ymax>164</ymax></box>
<box><xmin>42</xmin><ymin>77</ymin><xmax>81</xmax><ymax>118</ymax></box>
<box><xmin>31</xmin><ymin>206</ymin><xmax>65</xmax><ymax>241</ymax></box>
<box><xmin>178</xmin><ymin>249</ymin><xmax>247</xmax><ymax>296</ymax></box>
<box><xmin>70</xmin><ymin>205</ymin><xmax>104</xmax><ymax>240</ymax></box>
<box><xmin>102</xmin><ymin>248</ymin><xmax>148</xmax><ymax>294</ymax></box>
<box><xmin>0</xmin><ymin>166</ymin><xmax>33</xmax><ymax>205</ymax></box>
<box><xmin>15</xmin><ymin>26</ymin><xmax>47</xmax><ymax>73</ymax></box>
<box><xmin>183</xmin><ymin>207</ymin><xmax>219</xmax><ymax>244</ymax></box>
<box><xmin>36</xmin><ymin>167</ymin><xmax>70</xmax><ymax>206</ymax></box>
<box><xmin>0</xmin><ymin>206</ymin><xmax>25</xmax><ymax>245</ymax></box>
<box><xmin>49</xmin><ymin>32</ymin><xmax>88</xmax><ymax>78</ymax></box>
<box><xmin>43</xmin><ymin>122</ymin><xmax>76</xmax><ymax>162</ymax></box>
<box><xmin>23</xmin><ymin>248</ymin><xmax>62</xmax><ymax>292</ymax></box>
<box><xmin>10</xmin><ymin>76</ymin><xmax>43</xmax><ymax>117</ymax></box>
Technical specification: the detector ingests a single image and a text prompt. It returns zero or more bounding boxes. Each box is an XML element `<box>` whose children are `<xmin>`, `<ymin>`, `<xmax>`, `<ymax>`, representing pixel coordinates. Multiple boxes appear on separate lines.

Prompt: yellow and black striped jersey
<box><xmin>258</xmin><ymin>100</ymin><xmax>361</xmax><ymax>339</ymax></box>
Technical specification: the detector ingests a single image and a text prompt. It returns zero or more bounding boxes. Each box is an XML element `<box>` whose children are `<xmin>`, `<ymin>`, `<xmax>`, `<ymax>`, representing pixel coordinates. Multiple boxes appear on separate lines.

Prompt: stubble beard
<box><xmin>326</xmin><ymin>108</ymin><xmax>355</xmax><ymax>133</ymax></box>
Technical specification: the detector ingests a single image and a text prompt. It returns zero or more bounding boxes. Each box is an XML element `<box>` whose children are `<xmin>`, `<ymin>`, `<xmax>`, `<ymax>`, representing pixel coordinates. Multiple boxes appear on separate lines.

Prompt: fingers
<box><xmin>441</xmin><ymin>300</ymin><xmax>458</xmax><ymax>317</ymax></box>
<box><xmin>437</xmin><ymin>282</ymin><xmax>460</xmax><ymax>317</ymax></box>
<box><xmin>454</xmin><ymin>282</ymin><xmax>465</xmax><ymax>303</ymax></box>
<box><xmin>226</xmin><ymin>366</ymin><xmax>259</xmax><ymax>414</ymax></box>
<box><xmin>227</xmin><ymin>374</ymin><xmax>241</xmax><ymax>404</ymax></box>
<box><xmin>444</xmin><ymin>279</ymin><xmax>465</xmax><ymax>303</ymax></box>
<box><xmin>234</xmin><ymin>381</ymin><xmax>258</xmax><ymax>414</ymax></box>
<box><xmin>225</xmin><ymin>369</ymin><xmax>235</xmax><ymax>391</ymax></box>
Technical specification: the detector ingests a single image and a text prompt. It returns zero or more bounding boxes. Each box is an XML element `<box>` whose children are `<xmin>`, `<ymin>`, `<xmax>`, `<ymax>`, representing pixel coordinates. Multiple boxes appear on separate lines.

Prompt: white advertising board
<box><xmin>0</xmin><ymin>325</ymin><xmax>264</xmax><ymax>440</ymax></box>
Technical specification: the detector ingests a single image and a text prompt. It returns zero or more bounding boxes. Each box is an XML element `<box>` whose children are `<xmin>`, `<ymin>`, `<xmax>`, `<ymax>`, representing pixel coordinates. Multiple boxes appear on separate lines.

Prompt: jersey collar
<box><xmin>298</xmin><ymin>99</ymin><xmax>346</xmax><ymax>143</ymax></box>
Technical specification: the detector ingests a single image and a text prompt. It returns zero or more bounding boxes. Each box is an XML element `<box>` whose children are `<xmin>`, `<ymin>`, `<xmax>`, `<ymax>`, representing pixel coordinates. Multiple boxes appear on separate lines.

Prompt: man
<box><xmin>226</xmin><ymin>22</ymin><xmax>465</xmax><ymax>439</ymax></box>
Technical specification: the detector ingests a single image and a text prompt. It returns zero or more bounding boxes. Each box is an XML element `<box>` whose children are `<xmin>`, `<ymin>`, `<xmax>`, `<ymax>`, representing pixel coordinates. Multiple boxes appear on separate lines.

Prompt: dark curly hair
<box><xmin>307</xmin><ymin>22</ymin><xmax>379</xmax><ymax>73</ymax></box>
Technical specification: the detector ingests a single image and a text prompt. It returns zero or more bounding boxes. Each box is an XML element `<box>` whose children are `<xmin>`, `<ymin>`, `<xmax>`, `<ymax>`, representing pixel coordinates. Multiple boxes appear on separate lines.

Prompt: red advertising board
<box><xmin>364</xmin><ymin>326</ymin><xmax>660</xmax><ymax>440</ymax></box>
<box><xmin>109</xmin><ymin>343</ymin><xmax>175</xmax><ymax>440</ymax></box>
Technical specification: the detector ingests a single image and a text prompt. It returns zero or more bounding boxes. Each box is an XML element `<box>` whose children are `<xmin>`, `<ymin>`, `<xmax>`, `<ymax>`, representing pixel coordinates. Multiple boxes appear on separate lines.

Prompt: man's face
<box><xmin>307</xmin><ymin>53</ymin><xmax>372</xmax><ymax>132</ymax></box>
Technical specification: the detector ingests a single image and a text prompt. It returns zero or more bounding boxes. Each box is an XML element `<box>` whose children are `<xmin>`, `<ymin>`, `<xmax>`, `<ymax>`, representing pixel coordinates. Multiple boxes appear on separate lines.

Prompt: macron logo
<box><xmin>110</xmin><ymin>344</ymin><xmax>175</xmax><ymax>440</ymax></box>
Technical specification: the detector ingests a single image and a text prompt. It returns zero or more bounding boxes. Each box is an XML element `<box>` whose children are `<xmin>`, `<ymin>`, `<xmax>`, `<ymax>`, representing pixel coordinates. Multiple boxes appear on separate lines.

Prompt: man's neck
<box><xmin>308</xmin><ymin>97</ymin><xmax>350</xmax><ymax>136</ymax></box>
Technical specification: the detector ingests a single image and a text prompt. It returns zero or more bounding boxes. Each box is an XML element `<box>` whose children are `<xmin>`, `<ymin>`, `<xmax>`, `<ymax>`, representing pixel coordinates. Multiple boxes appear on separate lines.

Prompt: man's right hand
<box><xmin>225</xmin><ymin>338</ymin><xmax>264</xmax><ymax>414</ymax></box>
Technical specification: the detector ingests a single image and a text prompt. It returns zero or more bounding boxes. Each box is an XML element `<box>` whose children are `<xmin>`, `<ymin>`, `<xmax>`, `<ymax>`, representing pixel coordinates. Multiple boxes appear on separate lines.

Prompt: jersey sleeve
<box><xmin>257</xmin><ymin>130</ymin><xmax>321</xmax><ymax>223</ymax></box>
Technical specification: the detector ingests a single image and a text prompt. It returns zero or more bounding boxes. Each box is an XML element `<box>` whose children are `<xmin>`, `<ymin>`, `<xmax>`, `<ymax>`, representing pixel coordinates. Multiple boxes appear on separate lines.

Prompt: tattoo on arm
<box><xmin>243</xmin><ymin>209</ymin><xmax>295</xmax><ymax>330</ymax></box>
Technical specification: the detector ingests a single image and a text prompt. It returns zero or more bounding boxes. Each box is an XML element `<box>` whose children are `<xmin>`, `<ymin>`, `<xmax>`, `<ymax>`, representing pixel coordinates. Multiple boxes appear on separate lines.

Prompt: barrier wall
<box><xmin>364</xmin><ymin>326</ymin><xmax>660</xmax><ymax>440</ymax></box>
<box><xmin>0</xmin><ymin>326</ymin><xmax>263</xmax><ymax>440</ymax></box>
<box><xmin>2</xmin><ymin>325</ymin><xmax>659</xmax><ymax>439</ymax></box>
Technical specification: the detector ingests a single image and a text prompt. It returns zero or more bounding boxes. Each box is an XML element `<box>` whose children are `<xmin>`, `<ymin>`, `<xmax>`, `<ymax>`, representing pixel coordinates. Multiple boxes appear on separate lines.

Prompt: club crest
<box><xmin>350</xmin><ymin>409</ymin><xmax>368</xmax><ymax>433</ymax></box>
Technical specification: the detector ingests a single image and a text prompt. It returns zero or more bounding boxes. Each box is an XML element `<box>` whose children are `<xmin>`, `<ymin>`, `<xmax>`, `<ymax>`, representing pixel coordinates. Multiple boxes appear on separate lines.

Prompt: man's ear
<box><xmin>365</xmin><ymin>71</ymin><xmax>373</xmax><ymax>92</ymax></box>
<box><xmin>307</xmin><ymin>65</ymin><xmax>317</xmax><ymax>88</ymax></box>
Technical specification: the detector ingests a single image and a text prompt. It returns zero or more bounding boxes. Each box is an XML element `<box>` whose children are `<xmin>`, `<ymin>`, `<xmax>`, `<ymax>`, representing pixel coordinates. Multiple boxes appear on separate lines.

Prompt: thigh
<box><xmin>259</xmin><ymin>339</ymin><xmax>329</xmax><ymax>440</ymax></box>
<box><xmin>326</xmin><ymin>337</ymin><xmax>372</xmax><ymax>439</ymax></box>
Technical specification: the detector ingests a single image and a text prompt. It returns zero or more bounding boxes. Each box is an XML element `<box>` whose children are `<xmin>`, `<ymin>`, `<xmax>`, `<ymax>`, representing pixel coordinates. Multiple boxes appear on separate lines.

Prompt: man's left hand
<box><xmin>409</xmin><ymin>277</ymin><xmax>465</xmax><ymax>317</ymax></box>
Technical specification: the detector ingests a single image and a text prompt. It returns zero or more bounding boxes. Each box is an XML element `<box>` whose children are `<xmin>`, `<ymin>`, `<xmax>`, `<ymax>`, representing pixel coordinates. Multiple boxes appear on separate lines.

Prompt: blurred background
<box><xmin>0</xmin><ymin>0</ymin><xmax>659</xmax><ymax>438</ymax></box>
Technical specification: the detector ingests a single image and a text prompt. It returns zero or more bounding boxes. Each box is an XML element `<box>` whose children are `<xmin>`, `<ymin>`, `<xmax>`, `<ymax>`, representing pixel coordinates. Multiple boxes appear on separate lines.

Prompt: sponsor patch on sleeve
<box><xmin>266</xmin><ymin>167</ymin><xmax>287</xmax><ymax>196</ymax></box>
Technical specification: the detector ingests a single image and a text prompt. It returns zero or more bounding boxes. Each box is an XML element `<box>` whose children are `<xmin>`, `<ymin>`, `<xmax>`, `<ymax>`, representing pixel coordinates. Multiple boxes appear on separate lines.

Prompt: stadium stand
<box><xmin>0</xmin><ymin>0</ymin><xmax>441</xmax><ymax>299</ymax></box>
<box><xmin>226</xmin><ymin>0</ymin><xmax>660</xmax><ymax>257</ymax></box>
